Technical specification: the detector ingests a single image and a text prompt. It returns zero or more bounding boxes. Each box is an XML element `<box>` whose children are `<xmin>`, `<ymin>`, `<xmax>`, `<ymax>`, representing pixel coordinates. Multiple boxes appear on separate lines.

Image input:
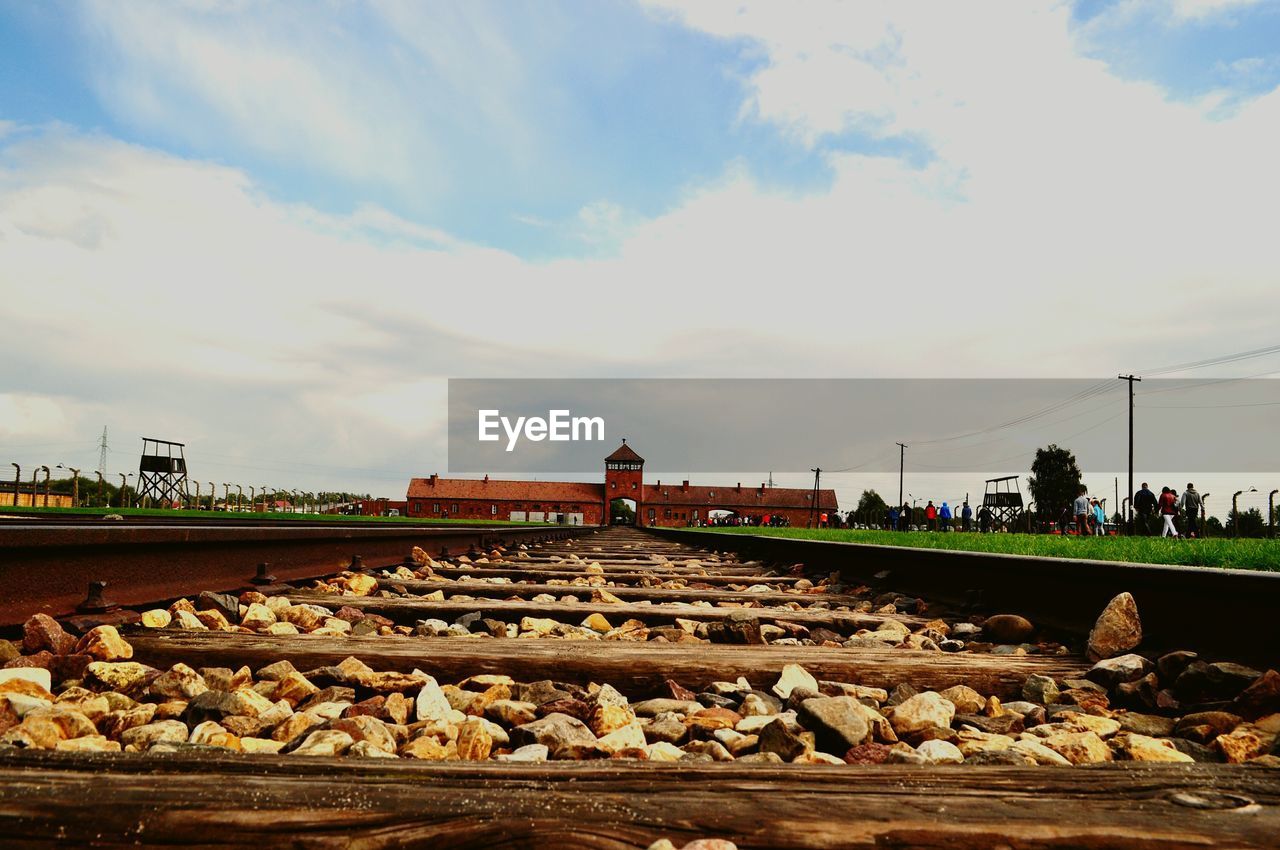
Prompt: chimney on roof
<box><xmin>429</xmin><ymin>474</ymin><xmax>438</xmax><ymax>486</ymax></box>
<box><xmin>681</xmin><ymin>480</ymin><xmax>689</xmax><ymax>491</ymax></box>
<box><xmin>736</xmin><ymin>482</ymin><xmax>741</xmax><ymax>491</ymax></box>
<box><xmin>483</xmin><ymin>474</ymin><xmax>489</xmax><ymax>483</ymax></box>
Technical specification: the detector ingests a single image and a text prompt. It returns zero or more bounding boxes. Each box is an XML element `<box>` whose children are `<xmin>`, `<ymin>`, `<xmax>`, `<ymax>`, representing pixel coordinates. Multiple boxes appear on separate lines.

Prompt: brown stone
<box><xmin>843</xmin><ymin>742</ymin><xmax>893</xmax><ymax>764</ymax></box>
<box><xmin>331</xmin><ymin>715</ymin><xmax>398</xmax><ymax>755</ymax></box>
<box><xmin>149</xmin><ymin>664</ymin><xmax>208</xmax><ymax>700</ymax></box>
<box><xmin>456</xmin><ymin>717</ymin><xmax>494</xmax><ymax>760</ymax></box>
<box><xmin>274</xmin><ymin>672</ymin><xmax>320</xmax><ymax>706</ymax></box>
<box><xmin>402</xmin><ymin>735</ymin><xmax>458</xmax><ymax>760</ymax></box>
<box><xmin>1041</xmin><ymin>731</ymin><xmax>1113</xmax><ymax>764</ymax></box>
<box><xmin>74</xmin><ymin>626</ymin><xmax>133</xmax><ymax>662</ymax></box>
<box><xmin>537</xmin><ymin>698</ymin><xmax>591</xmax><ymax>723</ymax></box>
<box><xmin>1232</xmin><ymin>670</ymin><xmax>1280</xmax><ymax>721</ymax></box>
<box><xmin>23</xmin><ymin>614</ymin><xmax>75</xmax><ymax>656</ymax></box>
<box><xmin>1086</xmin><ymin>592</ymin><xmax>1142</xmax><ymax>662</ymax></box>
<box><xmin>758</xmin><ymin>717</ymin><xmax>810</xmax><ymax>761</ymax></box>
<box><xmin>1</xmin><ymin>715</ymin><xmax>65</xmax><ymax>748</ymax></box>
<box><xmin>271</xmin><ymin>712</ymin><xmax>324</xmax><ymax>743</ymax></box>
<box><xmin>687</xmin><ymin>707</ymin><xmax>743</xmax><ymax>732</ymax></box>
<box><xmin>983</xmin><ymin>614</ymin><xmax>1035</xmax><ymax>643</ymax></box>
<box><xmin>6</xmin><ymin>651</ymin><xmax>55</xmax><ymax>671</ymax></box>
<box><xmin>1175</xmin><ymin>711</ymin><xmax>1243</xmax><ymax>744</ymax></box>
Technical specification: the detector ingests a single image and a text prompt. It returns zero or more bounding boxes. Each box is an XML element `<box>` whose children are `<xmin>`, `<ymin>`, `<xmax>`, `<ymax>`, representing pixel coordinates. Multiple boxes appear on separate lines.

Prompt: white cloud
<box><xmin>1167</xmin><ymin>0</ymin><xmax>1264</xmax><ymax>21</ymax></box>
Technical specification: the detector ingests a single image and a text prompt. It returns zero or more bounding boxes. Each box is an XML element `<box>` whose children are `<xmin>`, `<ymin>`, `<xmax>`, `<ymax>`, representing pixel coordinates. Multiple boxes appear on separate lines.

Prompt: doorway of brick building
<box><xmin>610</xmin><ymin>497</ymin><xmax>637</xmax><ymax>526</ymax></box>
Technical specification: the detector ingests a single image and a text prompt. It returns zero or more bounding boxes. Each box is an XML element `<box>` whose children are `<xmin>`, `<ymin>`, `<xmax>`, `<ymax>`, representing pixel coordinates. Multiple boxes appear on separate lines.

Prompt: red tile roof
<box><xmin>407</xmin><ymin>477</ymin><xmax>604</xmax><ymax>504</ymax></box>
<box><xmin>642</xmin><ymin>483</ymin><xmax>838</xmax><ymax>511</ymax></box>
<box><xmin>605</xmin><ymin>442</ymin><xmax>645</xmax><ymax>463</ymax></box>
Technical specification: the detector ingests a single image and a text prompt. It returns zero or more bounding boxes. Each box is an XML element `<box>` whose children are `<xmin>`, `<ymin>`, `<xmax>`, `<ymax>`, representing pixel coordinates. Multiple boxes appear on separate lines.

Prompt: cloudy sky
<box><xmin>2</xmin><ymin>0</ymin><xmax>1278</xmax><ymax>511</ymax></box>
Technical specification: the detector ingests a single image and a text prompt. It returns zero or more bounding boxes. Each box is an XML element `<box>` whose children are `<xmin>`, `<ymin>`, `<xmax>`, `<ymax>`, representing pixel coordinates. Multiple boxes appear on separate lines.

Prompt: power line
<box><xmin>906</xmin><ymin>411</ymin><xmax>1125</xmax><ymax>471</ymax></box>
<box><xmin>1139</xmin><ymin>343</ymin><xmax>1280</xmax><ymax>377</ymax></box>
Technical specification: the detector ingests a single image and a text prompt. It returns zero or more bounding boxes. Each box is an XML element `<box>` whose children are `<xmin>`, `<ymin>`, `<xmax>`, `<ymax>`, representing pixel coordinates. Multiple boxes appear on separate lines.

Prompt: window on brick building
<box><xmin>491</xmin><ymin>504</ymin><xmax>497</xmax><ymax>515</ymax></box>
<box><xmin>433</xmin><ymin>503</ymin><xmax>439</xmax><ymax>513</ymax></box>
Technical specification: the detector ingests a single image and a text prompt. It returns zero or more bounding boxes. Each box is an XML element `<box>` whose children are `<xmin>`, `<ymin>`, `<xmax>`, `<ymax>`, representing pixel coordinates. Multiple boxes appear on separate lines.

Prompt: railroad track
<box><xmin>1</xmin><ymin>526</ymin><xmax>1278</xmax><ymax>848</ymax></box>
<box><xmin>0</xmin><ymin>522</ymin><xmax>579</xmax><ymax>626</ymax></box>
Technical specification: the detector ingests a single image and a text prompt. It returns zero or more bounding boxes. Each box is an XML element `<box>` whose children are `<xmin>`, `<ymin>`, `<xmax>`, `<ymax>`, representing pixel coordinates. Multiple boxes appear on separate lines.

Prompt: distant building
<box><xmin>405</xmin><ymin>442</ymin><xmax>838</xmax><ymax>526</ymax></box>
<box><xmin>1</xmin><ymin>487</ymin><xmax>73</xmax><ymax>508</ymax></box>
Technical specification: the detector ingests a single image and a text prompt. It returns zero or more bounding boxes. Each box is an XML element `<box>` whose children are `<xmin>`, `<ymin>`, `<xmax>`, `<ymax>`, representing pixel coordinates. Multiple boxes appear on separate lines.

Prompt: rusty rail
<box><xmin>0</xmin><ymin>523</ymin><xmax>589</xmax><ymax>626</ymax></box>
<box><xmin>647</xmin><ymin>528</ymin><xmax>1280</xmax><ymax>666</ymax></box>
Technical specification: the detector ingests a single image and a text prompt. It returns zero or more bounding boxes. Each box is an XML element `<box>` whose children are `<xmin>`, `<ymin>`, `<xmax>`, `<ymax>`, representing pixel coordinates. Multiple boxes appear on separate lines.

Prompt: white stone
<box><xmin>889</xmin><ymin>692</ymin><xmax>956</xmax><ymax>735</ymax></box>
<box><xmin>496</xmin><ymin>743</ymin><xmax>549</xmax><ymax>763</ymax></box>
<box><xmin>415</xmin><ymin>676</ymin><xmax>452</xmax><ymax>722</ymax></box>
<box><xmin>917</xmin><ymin>739</ymin><xmax>965</xmax><ymax>764</ymax></box>
<box><xmin>0</xmin><ymin>668</ymin><xmax>52</xmax><ymax>692</ymax></box>
<box><xmin>772</xmin><ymin>664</ymin><xmax>818</xmax><ymax>699</ymax></box>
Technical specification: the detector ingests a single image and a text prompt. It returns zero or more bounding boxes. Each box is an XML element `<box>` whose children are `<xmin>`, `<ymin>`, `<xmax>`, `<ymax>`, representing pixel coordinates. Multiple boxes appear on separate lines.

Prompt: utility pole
<box><xmin>1118</xmin><ymin>375</ymin><xmax>1140</xmax><ymax>534</ymax></box>
<box><xmin>896</xmin><ymin>442</ymin><xmax>907</xmax><ymax>509</ymax></box>
<box><xmin>97</xmin><ymin>427</ymin><xmax>109</xmax><ymax>476</ymax></box>
<box><xmin>809</xmin><ymin>467</ymin><xmax>821</xmax><ymax>528</ymax></box>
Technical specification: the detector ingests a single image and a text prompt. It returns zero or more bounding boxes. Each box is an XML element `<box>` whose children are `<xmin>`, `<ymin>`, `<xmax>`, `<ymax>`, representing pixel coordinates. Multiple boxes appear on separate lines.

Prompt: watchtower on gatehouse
<box><xmin>605</xmin><ymin>440</ymin><xmax>644</xmax><ymax>524</ymax></box>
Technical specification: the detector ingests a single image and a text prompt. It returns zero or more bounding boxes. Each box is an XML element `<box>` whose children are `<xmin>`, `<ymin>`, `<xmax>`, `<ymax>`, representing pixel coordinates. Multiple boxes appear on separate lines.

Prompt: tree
<box><xmin>1225</xmin><ymin>507</ymin><xmax>1266</xmax><ymax>538</ymax></box>
<box><xmin>1027</xmin><ymin>444</ymin><xmax>1083</xmax><ymax>522</ymax></box>
<box><xmin>609</xmin><ymin>498</ymin><xmax>635</xmax><ymax>524</ymax></box>
<box><xmin>855</xmin><ymin>489</ymin><xmax>888</xmax><ymax>526</ymax></box>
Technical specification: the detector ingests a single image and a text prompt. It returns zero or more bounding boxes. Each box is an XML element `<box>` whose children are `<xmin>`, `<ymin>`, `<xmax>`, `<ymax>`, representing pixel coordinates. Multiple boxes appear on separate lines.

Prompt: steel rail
<box><xmin>0</xmin><ymin>524</ymin><xmax>591</xmax><ymax>626</ymax></box>
<box><xmin>647</xmin><ymin>528</ymin><xmax>1280</xmax><ymax>666</ymax></box>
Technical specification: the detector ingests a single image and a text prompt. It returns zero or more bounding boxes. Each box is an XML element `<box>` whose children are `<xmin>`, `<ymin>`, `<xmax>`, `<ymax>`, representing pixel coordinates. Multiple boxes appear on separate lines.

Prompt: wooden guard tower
<box><xmin>982</xmin><ymin>475</ymin><xmax>1024</xmax><ymax>528</ymax></box>
<box><xmin>137</xmin><ymin>438</ymin><xmax>189</xmax><ymax>507</ymax></box>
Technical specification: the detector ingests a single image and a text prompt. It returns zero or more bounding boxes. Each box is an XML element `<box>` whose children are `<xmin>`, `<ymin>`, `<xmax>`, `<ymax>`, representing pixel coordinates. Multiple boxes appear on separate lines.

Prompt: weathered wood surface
<box><xmin>1</xmin><ymin>751</ymin><xmax>1277</xmax><ymax>848</ymax></box>
<box><xmin>423</xmin><ymin>564</ymin><xmax>805</xmax><ymax>585</ymax></box>
<box><xmin>486</xmin><ymin>558</ymin><xmax>774</xmax><ymax>574</ymax></box>
<box><xmin>384</xmin><ymin>578</ymin><xmax>858</xmax><ymax>608</ymax></box>
<box><xmin>289</xmin><ymin>590</ymin><xmax>923</xmax><ymax>632</ymax></box>
<box><xmin>125</xmin><ymin>631</ymin><xmax>1089</xmax><ymax>697</ymax></box>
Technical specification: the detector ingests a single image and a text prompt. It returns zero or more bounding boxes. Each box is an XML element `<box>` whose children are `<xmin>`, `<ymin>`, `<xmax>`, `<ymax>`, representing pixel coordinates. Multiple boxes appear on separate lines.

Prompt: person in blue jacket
<box><xmin>939</xmin><ymin>502</ymin><xmax>952</xmax><ymax>532</ymax></box>
<box><xmin>961</xmin><ymin>501</ymin><xmax>973</xmax><ymax>532</ymax></box>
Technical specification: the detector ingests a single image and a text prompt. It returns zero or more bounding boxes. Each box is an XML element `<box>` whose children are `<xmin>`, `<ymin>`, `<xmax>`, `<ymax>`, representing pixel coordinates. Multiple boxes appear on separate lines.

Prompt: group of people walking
<box><xmin>883</xmin><ymin>500</ymin><xmax>991</xmax><ymax>532</ymax></box>
<box><xmin>1070</xmin><ymin>488</ymin><xmax>1111</xmax><ymax>536</ymax></box>
<box><xmin>1132</xmin><ymin>482</ymin><xmax>1202</xmax><ymax>538</ymax></box>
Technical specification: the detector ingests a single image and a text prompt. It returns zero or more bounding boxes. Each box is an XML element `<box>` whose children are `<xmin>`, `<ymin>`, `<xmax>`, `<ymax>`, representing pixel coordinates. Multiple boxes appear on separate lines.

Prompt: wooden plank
<box><xmin>288</xmin><ymin>591</ymin><xmax>920</xmax><ymax>632</ymax></box>
<box><xmin>430</xmin><ymin>564</ymin><xmax>804</xmax><ymax>584</ymax></box>
<box><xmin>383</xmin><ymin>578</ymin><xmax>858</xmax><ymax>608</ymax></box>
<box><xmin>1</xmin><ymin>752</ymin><xmax>1277</xmax><ymax>849</ymax></box>
<box><xmin>124</xmin><ymin>631</ymin><xmax>1090</xmax><ymax>698</ymax></box>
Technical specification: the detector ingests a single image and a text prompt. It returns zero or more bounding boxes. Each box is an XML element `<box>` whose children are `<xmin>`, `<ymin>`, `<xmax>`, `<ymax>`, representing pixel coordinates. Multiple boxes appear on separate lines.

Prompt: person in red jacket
<box><xmin>1158</xmin><ymin>486</ymin><xmax>1179</xmax><ymax>538</ymax></box>
<box><xmin>924</xmin><ymin>500</ymin><xmax>938</xmax><ymax>531</ymax></box>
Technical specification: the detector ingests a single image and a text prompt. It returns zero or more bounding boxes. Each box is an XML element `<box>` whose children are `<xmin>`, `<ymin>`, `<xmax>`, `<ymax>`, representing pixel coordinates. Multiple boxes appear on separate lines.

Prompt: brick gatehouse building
<box><xmin>405</xmin><ymin>441</ymin><xmax>838</xmax><ymax>527</ymax></box>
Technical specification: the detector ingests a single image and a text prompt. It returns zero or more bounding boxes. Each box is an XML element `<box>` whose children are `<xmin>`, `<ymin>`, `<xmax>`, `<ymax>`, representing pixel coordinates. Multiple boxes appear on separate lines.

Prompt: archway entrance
<box><xmin>610</xmin><ymin>498</ymin><xmax>637</xmax><ymax>526</ymax></box>
<box><xmin>707</xmin><ymin>509</ymin><xmax>740</xmax><ymax>526</ymax></box>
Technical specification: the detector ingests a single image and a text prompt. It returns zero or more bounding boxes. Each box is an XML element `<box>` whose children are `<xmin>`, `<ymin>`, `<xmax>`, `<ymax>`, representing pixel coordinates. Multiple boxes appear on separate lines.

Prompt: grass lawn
<box><xmin>0</xmin><ymin>506</ymin><xmax>552</xmax><ymax>526</ymax></box>
<box><xmin>684</xmin><ymin>526</ymin><xmax>1280</xmax><ymax>572</ymax></box>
